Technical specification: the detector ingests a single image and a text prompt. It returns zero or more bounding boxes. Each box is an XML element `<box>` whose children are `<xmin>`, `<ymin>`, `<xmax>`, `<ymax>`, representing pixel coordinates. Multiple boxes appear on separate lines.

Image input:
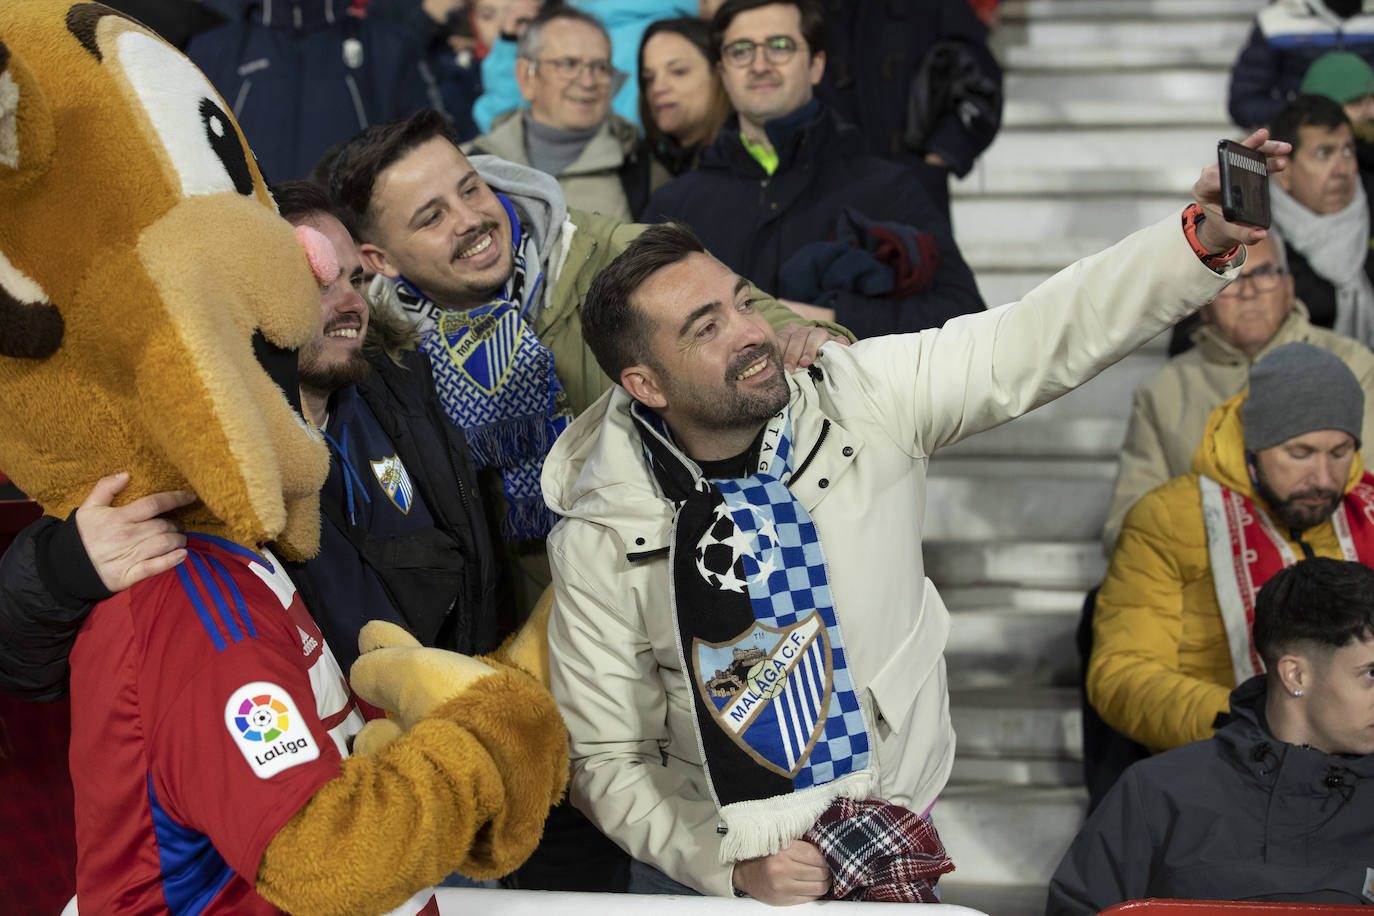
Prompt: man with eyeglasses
<box><xmin>1089</xmin><ymin>342</ymin><xmax>1374</xmax><ymax>758</ymax></box>
<box><xmin>642</xmin><ymin>0</ymin><xmax>985</xmax><ymax>339</ymax></box>
<box><xmin>1103</xmin><ymin>233</ymin><xmax>1374</xmax><ymax>554</ymax></box>
<box><xmin>465</xmin><ymin>6</ymin><xmax>648</xmax><ymax>220</ymax></box>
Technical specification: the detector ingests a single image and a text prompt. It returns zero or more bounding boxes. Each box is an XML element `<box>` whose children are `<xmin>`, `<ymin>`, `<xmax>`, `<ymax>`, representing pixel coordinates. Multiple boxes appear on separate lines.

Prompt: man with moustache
<box><xmin>1089</xmin><ymin>343</ymin><xmax>1374</xmax><ymax>755</ymax></box>
<box><xmin>540</xmin><ymin>129</ymin><xmax>1275</xmax><ymax>901</ymax></box>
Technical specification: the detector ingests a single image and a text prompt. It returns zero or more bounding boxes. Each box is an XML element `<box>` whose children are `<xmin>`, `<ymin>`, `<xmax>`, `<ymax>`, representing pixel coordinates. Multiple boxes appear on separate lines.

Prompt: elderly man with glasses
<box><xmin>641</xmin><ymin>0</ymin><xmax>984</xmax><ymax>339</ymax></box>
<box><xmin>465</xmin><ymin>5</ymin><xmax>650</xmax><ymax>219</ymax></box>
<box><xmin>1102</xmin><ymin>232</ymin><xmax>1374</xmax><ymax>554</ymax></box>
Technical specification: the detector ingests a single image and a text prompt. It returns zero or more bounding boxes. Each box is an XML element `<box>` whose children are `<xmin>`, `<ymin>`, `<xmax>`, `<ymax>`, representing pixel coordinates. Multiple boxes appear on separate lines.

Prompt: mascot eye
<box><xmin>115</xmin><ymin>31</ymin><xmax>256</xmax><ymax>197</ymax></box>
<box><xmin>200</xmin><ymin>99</ymin><xmax>253</xmax><ymax>196</ymax></box>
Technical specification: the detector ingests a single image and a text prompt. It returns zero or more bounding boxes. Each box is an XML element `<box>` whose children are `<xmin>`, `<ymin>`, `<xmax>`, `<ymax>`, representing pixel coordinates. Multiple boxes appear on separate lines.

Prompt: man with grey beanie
<box><xmin>1088</xmin><ymin>341</ymin><xmax>1374</xmax><ymax>755</ymax></box>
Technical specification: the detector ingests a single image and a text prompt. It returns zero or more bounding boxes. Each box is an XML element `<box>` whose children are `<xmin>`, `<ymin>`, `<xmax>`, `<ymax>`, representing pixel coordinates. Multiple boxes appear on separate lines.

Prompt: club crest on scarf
<box><xmin>695</xmin><ymin>614</ymin><xmax>833</xmax><ymax>779</ymax></box>
<box><xmin>435</xmin><ymin>303</ymin><xmax>521</xmax><ymax>395</ymax></box>
<box><xmin>368</xmin><ymin>454</ymin><xmax>413</xmax><ymax>514</ymax></box>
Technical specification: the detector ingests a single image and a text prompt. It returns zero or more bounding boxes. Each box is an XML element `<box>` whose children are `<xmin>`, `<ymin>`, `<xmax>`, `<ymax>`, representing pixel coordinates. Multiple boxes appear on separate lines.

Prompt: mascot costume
<box><xmin>0</xmin><ymin>2</ymin><xmax>566</xmax><ymax>913</ymax></box>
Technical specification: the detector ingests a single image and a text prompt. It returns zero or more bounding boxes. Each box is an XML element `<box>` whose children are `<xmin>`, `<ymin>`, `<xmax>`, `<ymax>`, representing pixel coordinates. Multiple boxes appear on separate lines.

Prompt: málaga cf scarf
<box><xmin>635</xmin><ymin>404</ymin><xmax>875</xmax><ymax>863</ymax></box>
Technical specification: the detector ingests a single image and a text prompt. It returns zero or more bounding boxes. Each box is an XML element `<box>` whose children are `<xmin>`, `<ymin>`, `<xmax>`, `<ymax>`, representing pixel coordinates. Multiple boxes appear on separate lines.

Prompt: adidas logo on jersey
<box><xmin>298</xmin><ymin>626</ymin><xmax>319</xmax><ymax>657</ymax></box>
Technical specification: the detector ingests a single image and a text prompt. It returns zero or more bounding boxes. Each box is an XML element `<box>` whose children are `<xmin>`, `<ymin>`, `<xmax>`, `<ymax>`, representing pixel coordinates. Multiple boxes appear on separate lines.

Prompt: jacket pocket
<box><xmin>864</xmin><ymin>578</ymin><xmax>950</xmax><ymax>736</ymax></box>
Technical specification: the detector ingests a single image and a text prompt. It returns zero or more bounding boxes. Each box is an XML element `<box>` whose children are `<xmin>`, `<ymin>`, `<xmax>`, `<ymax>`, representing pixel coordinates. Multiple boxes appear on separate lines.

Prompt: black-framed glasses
<box><xmin>721</xmin><ymin>35</ymin><xmax>801</xmax><ymax>68</ymax></box>
<box><xmin>534</xmin><ymin>56</ymin><xmax>617</xmax><ymax>83</ymax></box>
<box><xmin>1215</xmin><ymin>264</ymin><xmax>1287</xmax><ymax>298</ymax></box>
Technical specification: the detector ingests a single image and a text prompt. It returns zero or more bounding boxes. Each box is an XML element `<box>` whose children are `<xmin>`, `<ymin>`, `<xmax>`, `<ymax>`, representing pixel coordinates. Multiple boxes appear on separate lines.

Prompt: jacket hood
<box><xmin>1192</xmin><ymin>300</ymin><xmax>1314</xmax><ymax>367</ymax></box>
<box><xmin>1217</xmin><ymin>674</ymin><xmax>1374</xmax><ymax>788</ymax></box>
<box><xmin>542</xmin><ymin>386</ymin><xmax>684</xmax><ymax>555</ymax></box>
<box><xmin>1191</xmin><ymin>391</ymin><xmax>1365</xmax><ymax>496</ymax></box>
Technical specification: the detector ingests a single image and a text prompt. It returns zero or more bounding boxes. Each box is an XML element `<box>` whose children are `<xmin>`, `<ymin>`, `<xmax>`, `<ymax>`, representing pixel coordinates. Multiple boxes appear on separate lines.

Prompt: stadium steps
<box><xmin>934</xmin><ymin>1</ymin><xmax>1266</xmax><ymax>912</ymax></box>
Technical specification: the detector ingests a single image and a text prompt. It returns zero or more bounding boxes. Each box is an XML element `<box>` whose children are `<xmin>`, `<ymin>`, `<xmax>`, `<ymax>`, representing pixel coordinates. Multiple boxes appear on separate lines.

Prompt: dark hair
<box><xmin>582</xmin><ymin>222</ymin><xmax>706</xmax><ymax>382</ymax></box>
<box><xmin>519</xmin><ymin>4</ymin><xmax>611</xmax><ymax>60</ymax></box>
<box><xmin>709</xmin><ymin>0</ymin><xmax>826</xmax><ymax>65</ymax></box>
<box><xmin>1253</xmin><ymin>557</ymin><xmax>1374</xmax><ymax>668</ymax></box>
<box><xmin>638</xmin><ymin>18</ymin><xmax>733</xmax><ymax>153</ymax></box>
<box><xmin>271</xmin><ymin>179</ymin><xmax>339</xmax><ymax>224</ymax></box>
<box><xmin>325</xmin><ymin>109</ymin><xmax>460</xmax><ymax>241</ymax></box>
<box><xmin>1268</xmin><ymin>93</ymin><xmax>1352</xmax><ymax>152</ymax></box>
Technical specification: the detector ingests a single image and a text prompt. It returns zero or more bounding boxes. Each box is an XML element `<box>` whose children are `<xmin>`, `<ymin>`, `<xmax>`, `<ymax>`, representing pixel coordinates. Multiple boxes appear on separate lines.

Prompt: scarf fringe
<box><xmin>503</xmin><ymin>492</ymin><xmax>558</xmax><ymax>541</ymax></box>
<box><xmin>464</xmin><ymin>414</ymin><xmax>558</xmax><ymax>470</ymax></box>
<box><xmin>717</xmin><ymin>770</ymin><xmax>876</xmax><ymax>864</ymax></box>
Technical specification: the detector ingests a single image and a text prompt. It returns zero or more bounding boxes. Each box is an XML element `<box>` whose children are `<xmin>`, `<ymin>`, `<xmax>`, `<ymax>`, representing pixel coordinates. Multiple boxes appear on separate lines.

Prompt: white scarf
<box><xmin>1270</xmin><ymin>178</ymin><xmax>1374</xmax><ymax>349</ymax></box>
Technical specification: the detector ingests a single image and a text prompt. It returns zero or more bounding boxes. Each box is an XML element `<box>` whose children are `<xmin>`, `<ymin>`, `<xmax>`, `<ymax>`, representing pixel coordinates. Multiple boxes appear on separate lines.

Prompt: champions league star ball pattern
<box><xmin>695</xmin><ymin>501</ymin><xmax>780</xmax><ymax>594</ymax></box>
<box><xmin>234</xmin><ymin>694</ymin><xmax>290</xmax><ymax>743</ymax></box>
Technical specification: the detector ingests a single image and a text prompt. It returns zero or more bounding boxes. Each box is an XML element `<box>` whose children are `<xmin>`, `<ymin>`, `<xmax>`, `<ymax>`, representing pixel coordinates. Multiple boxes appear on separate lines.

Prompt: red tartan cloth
<box><xmin>802</xmin><ymin>797</ymin><xmax>954</xmax><ymax>903</ymax></box>
<box><xmin>0</xmin><ymin>695</ymin><xmax>76</xmax><ymax>915</ymax></box>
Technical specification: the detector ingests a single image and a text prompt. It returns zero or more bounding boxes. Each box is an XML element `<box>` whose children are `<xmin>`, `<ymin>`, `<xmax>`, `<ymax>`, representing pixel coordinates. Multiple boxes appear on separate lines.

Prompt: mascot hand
<box><xmin>351</xmin><ymin>717</ymin><xmax>404</xmax><ymax>757</ymax></box>
<box><xmin>488</xmin><ymin>587</ymin><xmax>553</xmax><ymax>687</ymax></box>
<box><xmin>350</xmin><ymin>621</ymin><xmax>497</xmax><ymax>729</ymax></box>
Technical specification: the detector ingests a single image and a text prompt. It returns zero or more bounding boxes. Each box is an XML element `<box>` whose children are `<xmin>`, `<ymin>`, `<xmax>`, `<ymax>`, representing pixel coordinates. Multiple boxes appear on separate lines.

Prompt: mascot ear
<box><xmin>0</xmin><ymin>37</ymin><xmax>63</xmax><ymax>359</ymax></box>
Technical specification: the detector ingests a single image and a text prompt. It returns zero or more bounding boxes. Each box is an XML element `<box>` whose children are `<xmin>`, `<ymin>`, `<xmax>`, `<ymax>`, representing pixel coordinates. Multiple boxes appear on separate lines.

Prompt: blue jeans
<box><xmin>627</xmin><ymin>859</ymin><xmax>703</xmax><ymax>896</ymax></box>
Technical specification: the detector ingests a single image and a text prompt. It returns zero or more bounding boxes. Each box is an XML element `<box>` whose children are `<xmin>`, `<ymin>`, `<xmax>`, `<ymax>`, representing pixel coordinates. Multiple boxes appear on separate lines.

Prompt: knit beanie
<box><xmin>1300</xmin><ymin>51</ymin><xmax>1374</xmax><ymax>104</ymax></box>
<box><xmin>1242</xmin><ymin>342</ymin><xmax>1365</xmax><ymax>452</ymax></box>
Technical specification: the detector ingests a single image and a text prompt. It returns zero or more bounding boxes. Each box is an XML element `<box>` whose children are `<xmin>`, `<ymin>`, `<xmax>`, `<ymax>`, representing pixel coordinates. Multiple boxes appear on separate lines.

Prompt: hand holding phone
<box><xmin>1218</xmin><ymin>139</ymin><xmax>1271</xmax><ymax>229</ymax></box>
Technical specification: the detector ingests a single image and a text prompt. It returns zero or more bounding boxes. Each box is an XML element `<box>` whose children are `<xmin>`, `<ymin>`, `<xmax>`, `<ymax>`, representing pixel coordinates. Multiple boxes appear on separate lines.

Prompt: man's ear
<box><xmin>359</xmin><ymin>242</ymin><xmax>398</xmax><ymax>280</ymax></box>
<box><xmin>1272</xmin><ymin>169</ymin><xmax>1291</xmax><ymax>193</ymax></box>
<box><xmin>808</xmin><ymin>50</ymin><xmax>826</xmax><ymax>87</ymax></box>
<box><xmin>621</xmin><ymin>364</ymin><xmax>667</xmax><ymax>409</ymax></box>
<box><xmin>515</xmin><ymin>58</ymin><xmax>537</xmax><ymax>104</ymax></box>
<box><xmin>1275</xmin><ymin>653</ymin><xmax>1308</xmax><ymax>696</ymax></box>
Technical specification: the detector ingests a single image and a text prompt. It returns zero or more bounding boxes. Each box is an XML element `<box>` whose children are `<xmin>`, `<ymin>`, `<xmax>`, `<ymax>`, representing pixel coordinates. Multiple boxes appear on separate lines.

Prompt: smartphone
<box><xmin>1217</xmin><ymin>139</ymin><xmax>1270</xmax><ymax>229</ymax></box>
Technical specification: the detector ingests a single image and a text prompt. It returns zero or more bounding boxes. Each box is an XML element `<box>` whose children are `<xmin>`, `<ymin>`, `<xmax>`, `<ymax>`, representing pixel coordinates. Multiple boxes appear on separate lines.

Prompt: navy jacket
<box><xmin>1229</xmin><ymin>0</ymin><xmax>1374</xmax><ymax>128</ymax></box>
<box><xmin>187</xmin><ymin>0</ymin><xmax>443</xmax><ymax>181</ymax></box>
<box><xmin>644</xmin><ymin>103</ymin><xmax>985</xmax><ymax>338</ymax></box>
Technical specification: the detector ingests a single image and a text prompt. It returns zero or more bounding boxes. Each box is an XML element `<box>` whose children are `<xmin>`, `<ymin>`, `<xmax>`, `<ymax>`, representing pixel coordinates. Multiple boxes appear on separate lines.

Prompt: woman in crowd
<box><xmin>636</xmin><ymin>16</ymin><xmax>733</xmax><ymax>206</ymax></box>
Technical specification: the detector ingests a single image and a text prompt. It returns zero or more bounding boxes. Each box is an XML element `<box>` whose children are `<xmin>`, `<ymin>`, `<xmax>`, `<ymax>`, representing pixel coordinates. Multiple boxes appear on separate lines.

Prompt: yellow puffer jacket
<box><xmin>1087</xmin><ymin>391</ymin><xmax>1364</xmax><ymax>752</ymax></box>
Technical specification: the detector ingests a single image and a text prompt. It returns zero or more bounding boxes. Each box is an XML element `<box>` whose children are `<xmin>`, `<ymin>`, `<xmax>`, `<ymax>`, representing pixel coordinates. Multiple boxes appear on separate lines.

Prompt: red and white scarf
<box><xmin>1200</xmin><ymin>471</ymin><xmax>1374</xmax><ymax>684</ymax></box>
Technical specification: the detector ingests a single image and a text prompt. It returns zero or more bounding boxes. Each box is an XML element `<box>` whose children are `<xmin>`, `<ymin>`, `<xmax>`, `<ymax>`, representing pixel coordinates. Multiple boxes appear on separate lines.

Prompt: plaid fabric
<box><xmin>802</xmin><ymin>798</ymin><xmax>954</xmax><ymax>903</ymax></box>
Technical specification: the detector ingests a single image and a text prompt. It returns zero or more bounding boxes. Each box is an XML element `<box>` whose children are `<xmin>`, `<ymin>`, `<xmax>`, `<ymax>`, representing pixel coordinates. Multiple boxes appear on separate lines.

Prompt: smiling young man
<box><xmin>641</xmin><ymin>0</ymin><xmax>984</xmax><ymax>338</ymax></box>
<box><xmin>1091</xmin><ymin>342</ymin><xmax>1374</xmax><ymax>755</ymax></box>
<box><xmin>1103</xmin><ymin>233</ymin><xmax>1374</xmax><ymax>553</ymax></box>
<box><xmin>1050</xmin><ymin>557</ymin><xmax>1374</xmax><ymax>915</ymax></box>
<box><xmin>464</xmin><ymin>6</ymin><xmax>650</xmax><ymax>220</ymax></box>
<box><xmin>542</xmin><ymin>136</ymin><xmax>1277</xmax><ymax>902</ymax></box>
<box><xmin>1268</xmin><ymin>94</ymin><xmax>1374</xmax><ymax>347</ymax></box>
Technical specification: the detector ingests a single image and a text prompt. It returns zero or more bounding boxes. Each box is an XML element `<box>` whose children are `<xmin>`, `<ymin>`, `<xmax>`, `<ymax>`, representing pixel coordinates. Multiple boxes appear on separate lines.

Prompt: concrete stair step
<box><xmin>933</xmin><ymin>784</ymin><xmax>1087</xmax><ymax>885</ymax></box>
<box><xmin>1001</xmin><ymin>0</ymin><xmax>1264</xmax><ymax>20</ymax></box>
<box><xmin>938</xmin><ymin>882</ymin><xmax>1048</xmax><ymax>916</ymax></box>
<box><xmin>955</xmin><ymin>165</ymin><xmax>1204</xmax><ymax>197</ymax></box>
<box><xmin>1005</xmin><ymin>43</ymin><xmax>1238</xmax><ymax>71</ymax></box>
<box><xmin>962</xmin><ymin>238</ymin><xmax>1117</xmax><ymax>273</ymax></box>
<box><xmin>952</xmin><ymin>193</ymin><xmax>1184</xmax><ymax>245</ymax></box>
<box><xmin>925</xmin><ymin>458</ymin><xmax>1114</xmax><ymax>542</ymax></box>
<box><xmin>926</xmin><ymin>540</ymin><xmax>1105</xmax><ymax>590</ymax></box>
<box><xmin>947</xmin><ymin>606</ymin><xmax>1080</xmax><ymax>690</ymax></box>
<box><xmin>977</xmin><ymin>125</ymin><xmax>1234</xmax><ymax>174</ymax></box>
<box><xmin>1004</xmin><ymin>97</ymin><xmax>1227</xmax><ymax>128</ymax></box>
<box><xmin>952</xmin><ymin>756</ymin><xmax>1083</xmax><ymax>787</ymax></box>
<box><xmin>939</xmin><ymin>585</ymin><xmax>1086</xmax><ymax>613</ymax></box>
<box><xmin>1003</xmin><ymin>18</ymin><xmax>1250</xmax><ymax>51</ymax></box>
<box><xmin>1005</xmin><ymin>69</ymin><xmax>1229</xmax><ymax>105</ymax></box>
<box><xmin>950</xmin><ymin>686</ymin><xmax>1082</xmax><ymax>761</ymax></box>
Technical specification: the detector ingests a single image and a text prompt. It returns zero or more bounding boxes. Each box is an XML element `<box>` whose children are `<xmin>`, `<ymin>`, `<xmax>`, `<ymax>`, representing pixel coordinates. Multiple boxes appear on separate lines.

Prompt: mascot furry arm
<box><xmin>0</xmin><ymin>3</ymin><xmax>564</xmax><ymax>914</ymax></box>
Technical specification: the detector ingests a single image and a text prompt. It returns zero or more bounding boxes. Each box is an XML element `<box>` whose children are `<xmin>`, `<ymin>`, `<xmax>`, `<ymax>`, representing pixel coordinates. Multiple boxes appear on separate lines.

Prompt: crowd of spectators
<box><xmin>11</xmin><ymin>0</ymin><xmax>1374</xmax><ymax>914</ymax></box>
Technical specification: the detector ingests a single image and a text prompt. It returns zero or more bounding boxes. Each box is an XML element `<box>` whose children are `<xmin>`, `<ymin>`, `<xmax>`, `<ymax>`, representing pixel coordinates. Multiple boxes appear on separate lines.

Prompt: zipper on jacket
<box><xmin>430</xmin><ymin>383</ymin><xmax>482</xmax><ymax>646</ymax></box>
<box><xmin>788</xmin><ymin>419</ymin><xmax>831</xmax><ymax>486</ymax></box>
<box><xmin>1289</xmin><ymin>528</ymin><xmax>1317</xmax><ymax>560</ymax></box>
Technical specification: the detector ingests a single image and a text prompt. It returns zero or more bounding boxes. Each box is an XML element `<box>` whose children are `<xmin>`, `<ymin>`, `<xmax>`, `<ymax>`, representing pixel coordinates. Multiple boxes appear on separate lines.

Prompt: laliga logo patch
<box><xmin>224</xmin><ymin>681</ymin><xmax>319</xmax><ymax>779</ymax></box>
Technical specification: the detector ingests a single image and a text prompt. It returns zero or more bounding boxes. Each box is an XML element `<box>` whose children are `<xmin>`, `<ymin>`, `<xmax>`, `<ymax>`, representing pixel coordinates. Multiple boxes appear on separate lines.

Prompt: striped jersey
<box><xmin>69</xmin><ymin>534</ymin><xmax>364</xmax><ymax>914</ymax></box>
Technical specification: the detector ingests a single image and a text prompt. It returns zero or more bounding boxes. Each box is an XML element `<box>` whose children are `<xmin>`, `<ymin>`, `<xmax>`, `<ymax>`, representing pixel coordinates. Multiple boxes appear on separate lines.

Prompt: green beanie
<box><xmin>1301</xmin><ymin>51</ymin><xmax>1374</xmax><ymax>104</ymax></box>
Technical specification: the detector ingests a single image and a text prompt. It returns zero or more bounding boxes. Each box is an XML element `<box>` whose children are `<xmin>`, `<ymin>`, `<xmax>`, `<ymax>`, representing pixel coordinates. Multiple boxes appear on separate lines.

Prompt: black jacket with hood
<box><xmin>1046</xmin><ymin>675</ymin><xmax>1374</xmax><ymax>915</ymax></box>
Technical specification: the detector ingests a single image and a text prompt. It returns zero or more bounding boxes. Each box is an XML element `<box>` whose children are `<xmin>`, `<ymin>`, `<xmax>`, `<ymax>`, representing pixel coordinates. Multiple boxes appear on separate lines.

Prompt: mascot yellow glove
<box><xmin>350</xmin><ymin>621</ymin><xmax>497</xmax><ymax>729</ymax></box>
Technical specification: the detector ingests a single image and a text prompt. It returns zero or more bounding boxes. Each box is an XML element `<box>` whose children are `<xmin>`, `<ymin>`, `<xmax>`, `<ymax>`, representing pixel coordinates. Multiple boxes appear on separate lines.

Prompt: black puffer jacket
<box><xmin>1046</xmin><ymin>675</ymin><xmax>1374</xmax><ymax>915</ymax></box>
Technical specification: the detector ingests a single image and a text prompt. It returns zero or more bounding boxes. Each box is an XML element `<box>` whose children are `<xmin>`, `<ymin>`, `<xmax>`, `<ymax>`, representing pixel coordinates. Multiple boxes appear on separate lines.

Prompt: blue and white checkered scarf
<box><xmin>635</xmin><ymin>404</ymin><xmax>875</xmax><ymax>863</ymax></box>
